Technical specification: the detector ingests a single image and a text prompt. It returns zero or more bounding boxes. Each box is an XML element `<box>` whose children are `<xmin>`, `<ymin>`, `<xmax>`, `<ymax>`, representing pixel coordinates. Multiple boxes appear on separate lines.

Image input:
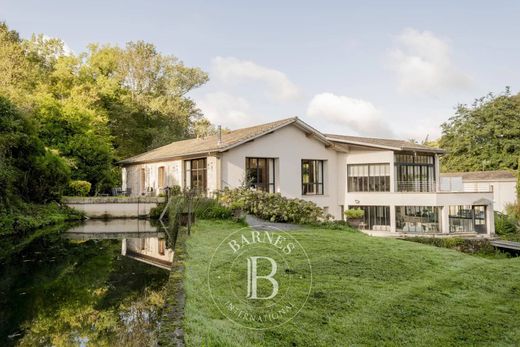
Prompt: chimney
<box><xmin>217</xmin><ymin>125</ymin><xmax>222</xmax><ymax>146</ymax></box>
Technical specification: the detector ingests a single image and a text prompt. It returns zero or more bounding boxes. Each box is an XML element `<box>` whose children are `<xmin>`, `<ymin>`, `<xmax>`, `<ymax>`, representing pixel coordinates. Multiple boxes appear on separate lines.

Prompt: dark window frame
<box><xmin>395</xmin><ymin>151</ymin><xmax>436</xmax><ymax>192</ymax></box>
<box><xmin>301</xmin><ymin>159</ymin><xmax>324</xmax><ymax>195</ymax></box>
<box><xmin>245</xmin><ymin>157</ymin><xmax>275</xmax><ymax>193</ymax></box>
<box><xmin>349</xmin><ymin>205</ymin><xmax>391</xmax><ymax>230</ymax></box>
<box><xmin>347</xmin><ymin>163</ymin><xmax>390</xmax><ymax>192</ymax></box>
<box><xmin>184</xmin><ymin>158</ymin><xmax>207</xmax><ymax>193</ymax></box>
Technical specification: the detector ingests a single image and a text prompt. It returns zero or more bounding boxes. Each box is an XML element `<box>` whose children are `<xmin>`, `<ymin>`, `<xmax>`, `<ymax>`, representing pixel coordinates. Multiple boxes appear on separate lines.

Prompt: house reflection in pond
<box><xmin>122</xmin><ymin>237</ymin><xmax>174</xmax><ymax>270</ymax></box>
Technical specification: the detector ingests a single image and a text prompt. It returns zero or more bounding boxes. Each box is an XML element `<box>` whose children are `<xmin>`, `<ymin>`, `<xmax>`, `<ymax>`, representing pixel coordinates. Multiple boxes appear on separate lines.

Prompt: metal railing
<box><xmin>396</xmin><ymin>181</ymin><xmax>436</xmax><ymax>192</ymax></box>
<box><xmin>395</xmin><ymin>181</ymin><xmax>493</xmax><ymax>193</ymax></box>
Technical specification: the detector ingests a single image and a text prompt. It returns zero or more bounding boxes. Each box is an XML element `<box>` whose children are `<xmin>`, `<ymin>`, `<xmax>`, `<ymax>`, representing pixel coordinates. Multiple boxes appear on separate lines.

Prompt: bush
<box><xmin>194</xmin><ymin>198</ymin><xmax>233</xmax><ymax>220</ymax></box>
<box><xmin>345</xmin><ymin>208</ymin><xmax>364</xmax><ymax>219</ymax></box>
<box><xmin>505</xmin><ymin>202</ymin><xmax>520</xmax><ymax>221</ymax></box>
<box><xmin>66</xmin><ymin>180</ymin><xmax>92</xmax><ymax>197</ymax></box>
<box><xmin>405</xmin><ymin>237</ymin><xmax>501</xmax><ymax>257</ymax></box>
<box><xmin>219</xmin><ymin>187</ymin><xmax>328</xmax><ymax>224</ymax></box>
<box><xmin>495</xmin><ymin>212</ymin><xmax>517</xmax><ymax>235</ymax></box>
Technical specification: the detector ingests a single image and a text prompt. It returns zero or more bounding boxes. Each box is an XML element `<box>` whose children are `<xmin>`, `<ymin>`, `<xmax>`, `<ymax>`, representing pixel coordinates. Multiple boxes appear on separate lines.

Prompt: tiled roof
<box><xmin>325</xmin><ymin>134</ymin><xmax>445</xmax><ymax>153</ymax></box>
<box><xmin>441</xmin><ymin>170</ymin><xmax>516</xmax><ymax>181</ymax></box>
<box><xmin>120</xmin><ymin>117</ymin><xmax>445</xmax><ymax>165</ymax></box>
<box><xmin>119</xmin><ymin>117</ymin><xmax>298</xmax><ymax>164</ymax></box>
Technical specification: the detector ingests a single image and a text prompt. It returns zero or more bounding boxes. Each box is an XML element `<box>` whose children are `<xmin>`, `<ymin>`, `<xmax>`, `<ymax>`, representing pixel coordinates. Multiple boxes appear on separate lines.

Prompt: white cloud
<box><xmin>212</xmin><ymin>56</ymin><xmax>301</xmax><ymax>101</ymax></box>
<box><xmin>195</xmin><ymin>92</ymin><xmax>257</xmax><ymax>128</ymax></box>
<box><xmin>306</xmin><ymin>92</ymin><xmax>394</xmax><ymax>137</ymax></box>
<box><xmin>388</xmin><ymin>28</ymin><xmax>471</xmax><ymax>94</ymax></box>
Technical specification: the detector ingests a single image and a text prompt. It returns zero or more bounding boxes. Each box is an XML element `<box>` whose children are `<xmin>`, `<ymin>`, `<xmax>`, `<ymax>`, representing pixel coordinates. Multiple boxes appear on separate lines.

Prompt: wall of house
<box><xmin>123</xmin><ymin>159</ymin><xmax>183</xmax><ymax>195</ymax></box>
<box><xmin>463</xmin><ymin>180</ymin><xmax>516</xmax><ymax>213</ymax></box>
<box><xmin>220</xmin><ymin>124</ymin><xmax>342</xmax><ymax>219</ymax></box>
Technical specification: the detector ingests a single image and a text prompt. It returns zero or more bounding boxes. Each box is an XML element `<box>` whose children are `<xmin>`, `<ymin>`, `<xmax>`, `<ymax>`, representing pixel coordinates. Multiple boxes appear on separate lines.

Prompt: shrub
<box><xmin>344</xmin><ymin>208</ymin><xmax>364</xmax><ymax>219</ymax></box>
<box><xmin>495</xmin><ymin>212</ymin><xmax>517</xmax><ymax>235</ymax></box>
<box><xmin>505</xmin><ymin>202</ymin><xmax>520</xmax><ymax>221</ymax></box>
<box><xmin>219</xmin><ymin>187</ymin><xmax>328</xmax><ymax>224</ymax></box>
<box><xmin>149</xmin><ymin>202</ymin><xmax>166</xmax><ymax>219</ymax></box>
<box><xmin>66</xmin><ymin>180</ymin><xmax>92</xmax><ymax>197</ymax></box>
<box><xmin>194</xmin><ymin>198</ymin><xmax>233</xmax><ymax>220</ymax></box>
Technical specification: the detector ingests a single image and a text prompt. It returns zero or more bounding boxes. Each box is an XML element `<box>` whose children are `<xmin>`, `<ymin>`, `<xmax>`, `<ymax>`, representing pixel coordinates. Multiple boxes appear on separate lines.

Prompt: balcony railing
<box><xmin>396</xmin><ymin>181</ymin><xmax>436</xmax><ymax>192</ymax></box>
<box><xmin>396</xmin><ymin>181</ymin><xmax>493</xmax><ymax>193</ymax></box>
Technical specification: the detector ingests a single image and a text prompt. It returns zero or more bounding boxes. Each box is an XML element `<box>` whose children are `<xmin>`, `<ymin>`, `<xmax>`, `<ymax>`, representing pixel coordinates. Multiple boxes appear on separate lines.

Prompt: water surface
<box><xmin>0</xmin><ymin>219</ymin><xmax>174</xmax><ymax>346</ymax></box>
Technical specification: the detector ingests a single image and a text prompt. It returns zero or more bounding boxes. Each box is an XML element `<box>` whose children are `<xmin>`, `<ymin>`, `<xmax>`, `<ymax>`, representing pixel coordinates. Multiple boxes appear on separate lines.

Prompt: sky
<box><xmin>2</xmin><ymin>0</ymin><xmax>520</xmax><ymax>140</ymax></box>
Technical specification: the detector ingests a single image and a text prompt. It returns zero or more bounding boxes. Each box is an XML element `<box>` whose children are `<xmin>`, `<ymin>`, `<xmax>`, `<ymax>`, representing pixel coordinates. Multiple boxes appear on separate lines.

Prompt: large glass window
<box><xmin>302</xmin><ymin>160</ymin><xmax>324</xmax><ymax>195</ymax></box>
<box><xmin>396</xmin><ymin>206</ymin><xmax>440</xmax><ymax>232</ymax></box>
<box><xmin>246</xmin><ymin>158</ymin><xmax>275</xmax><ymax>192</ymax></box>
<box><xmin>395</xmin><ymin>152</ymin><xmax>435</xmax><ymax>192</ymax></box>
<box><xmin>184</xmin><ymin>158</ymin><xmax>207</xmax><ymax>193</ymax></box>
<box><xmin>348</xmin><ymin>164</ymin><xmax>390</xmax><ymax>192</ymax></box>
<box><xmin>351</xmin><ymin>205</ymin><xmax>390</xmax><ymax>230</ymax></box>
<box><xmin>449</xmin><ymin>205</ymin><xmax>487</xmax><ymax>233</ymax></box>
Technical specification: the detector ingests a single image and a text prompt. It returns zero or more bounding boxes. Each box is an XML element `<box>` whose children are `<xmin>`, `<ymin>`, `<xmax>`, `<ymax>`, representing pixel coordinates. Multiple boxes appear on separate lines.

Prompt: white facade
<box><xmin>122</xmin><ymin>122</ymin><xmax>496</xmax><ymax>235</ymax></box>
<box><xmin>441</xmin><ymin>176</ymin><xmax>516</xmax><ymax>213</ymax></box>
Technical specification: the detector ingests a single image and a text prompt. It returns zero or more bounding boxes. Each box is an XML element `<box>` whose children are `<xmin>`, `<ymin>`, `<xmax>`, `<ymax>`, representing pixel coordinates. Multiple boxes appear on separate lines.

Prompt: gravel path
<box><xmin>245</xmin><ymin>214</ymin><xmax>300</xmax><ymax>231</ymax></box>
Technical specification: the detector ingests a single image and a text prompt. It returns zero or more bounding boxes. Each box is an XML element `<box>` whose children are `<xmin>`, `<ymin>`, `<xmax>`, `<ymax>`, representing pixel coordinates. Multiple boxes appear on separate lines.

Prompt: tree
<box><xmin>0</xmin><ymin>22</ymin><xmax>210</xmax><ymax>197</ymax></box>
<box><xmin>0</xmin><ymin>96</ymin><xmax>70</xmax><ymax>206</ymax></box>
<box><xmin>439</xmin><ymin>88</ymin><xmax>520</xmax><ymax>172</ymax></box>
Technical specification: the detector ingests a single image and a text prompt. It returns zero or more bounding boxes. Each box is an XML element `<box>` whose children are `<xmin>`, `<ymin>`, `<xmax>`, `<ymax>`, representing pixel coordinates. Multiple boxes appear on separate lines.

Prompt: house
<box><xmin>122</xmin><ymin>237</ymin><xmax>174</xmax><ymax>270</ymax></box>
<box><xmin>441</xmin><ymin>170</ymin><xmax>517</xmax><ymax>213</ymax></box>
<box><xmin>119</xmin><ymin>117</ymin><xmax>495</xmax><ymax>235</ymax></box>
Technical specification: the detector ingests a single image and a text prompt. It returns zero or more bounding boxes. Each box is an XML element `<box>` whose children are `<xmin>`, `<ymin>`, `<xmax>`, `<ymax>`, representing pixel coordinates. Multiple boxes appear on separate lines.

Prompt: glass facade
<box><xmin>347</xmin><ymin>164</ymin><xmax>390</xmax><ymax>192</ymax></box>
<box><xmin>395</xmin><ymin>152</ymin><xmax>435</xmax><ymax>192</ymax></box>
<box><xmin>352</xmin><ymin>205</ymin><xmax>391</xmax><ymax>230</ymax></box>
<box><xmin>246</xmin><ymin>158</ymin><xmax>275</xmax><ymax>192</ymax></box>
<box><xmin>302</xmin><ymin>160</ymin><xmax>324</xmax><ymax>195</ymax></box>
<box><xmin>396</xmin><ymin>206</ymin><xmax>440</xmax><ymax>232</ymax></box>
<box><xmin>449</xmin><ymin>205</ymin><xmax>487</xmax><ymax>233</ymax></box>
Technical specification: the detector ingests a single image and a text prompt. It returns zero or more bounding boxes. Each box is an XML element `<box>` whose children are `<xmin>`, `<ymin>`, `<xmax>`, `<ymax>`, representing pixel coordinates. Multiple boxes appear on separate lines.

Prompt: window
<box><xmin>396</xmin><ymin>206</ymin><xmax>440</xmax><ymax>232</ymax></box>
<box><xmin>395</xmin><ymin>152</ymin><xmax>435</xmax><ymax>192</ymax></box>
<box><xmin>449</xmin><ymin>205</ymin><xmax>487</xmax><ymax>233</ymax></box>
<box><xmin>351</xmin><ymin>206</ymin><xmax>390</xmax><ymax>230</ymax></box>
<box><xmin>347</xmin><ymin>164</ymin><xmax>390</xmax><ymax>192</ymax></box>
<box><xmin>302</xmin><ymin>160</ymin><xmax>324</xmax><ymax>195</ymax></box>
<box><xmin>246</xmin><ymin>158</ymin><xmax>275</xmax><ymax>192</ymax></box>
<box><xmin>158</xmin><ymin>239</ymin><xmax>165</xmax><ymax>255</ymax></box>
<box><xmin>184</xmin><ymin>158</ymin><xmax>207</xmax><ymax>193</ymax></box>
<box><xmin>158</xmin><ymin>166</ymin><xmax>166</xmax><ymax>188</ymax></box>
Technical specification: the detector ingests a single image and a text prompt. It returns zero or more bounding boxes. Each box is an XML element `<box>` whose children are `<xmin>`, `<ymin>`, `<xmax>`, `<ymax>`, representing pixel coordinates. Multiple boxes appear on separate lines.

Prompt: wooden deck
<box><xmin>490</xmin><ymin>240</ymin><xmax>520</xmax><ymax>251</ymax></box>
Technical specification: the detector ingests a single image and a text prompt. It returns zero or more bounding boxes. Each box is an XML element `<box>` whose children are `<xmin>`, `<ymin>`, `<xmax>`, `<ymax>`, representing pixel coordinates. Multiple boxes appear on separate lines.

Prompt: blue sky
<box><xmin>2</xmin><ymin>0</ymin><xmax>520</xmax><ymax>140</ymax></box>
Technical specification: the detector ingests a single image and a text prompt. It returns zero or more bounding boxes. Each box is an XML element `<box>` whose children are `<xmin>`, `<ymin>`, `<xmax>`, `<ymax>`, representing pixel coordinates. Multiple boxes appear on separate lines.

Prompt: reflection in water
<box><xmin>122</xmin><ymin>237</ymin><xmax>174</xmax><ymax>270</ymax></box>
<box><xmin>0</xmin><ymin>219</ymin><xmax>174</xmax><ymax>347</ymax></box>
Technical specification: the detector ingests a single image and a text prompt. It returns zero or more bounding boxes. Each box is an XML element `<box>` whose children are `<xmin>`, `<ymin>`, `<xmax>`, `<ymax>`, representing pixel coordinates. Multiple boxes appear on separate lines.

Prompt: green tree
<box><xmin>439</xmin><ymin>88</ymin><xmax>520</xmax><ymax>172</ymax></box>
<box><xmin>0</xmin><ymin>96</ymin><xmax>70</xmax><ymax>205</ymax></box>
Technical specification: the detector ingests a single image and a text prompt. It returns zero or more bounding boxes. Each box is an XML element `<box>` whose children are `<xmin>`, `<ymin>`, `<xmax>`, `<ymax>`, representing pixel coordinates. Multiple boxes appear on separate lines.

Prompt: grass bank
<box><xmin>0</xmin><ymin>202</ymin><xmax>83</xmax><ymax>235</ymax></box>
<box><xmin>180</xmin><ymin>220</ymin><xmax>520</xmax><ymax>346</ymax></box>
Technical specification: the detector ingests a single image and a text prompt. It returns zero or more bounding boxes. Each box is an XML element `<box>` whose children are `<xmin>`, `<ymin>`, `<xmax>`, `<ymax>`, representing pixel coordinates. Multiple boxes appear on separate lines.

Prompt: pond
<box><xmin>0</xmin><ymin>219</ymin><xmax>175</xmax><ymax>347</ymax></box>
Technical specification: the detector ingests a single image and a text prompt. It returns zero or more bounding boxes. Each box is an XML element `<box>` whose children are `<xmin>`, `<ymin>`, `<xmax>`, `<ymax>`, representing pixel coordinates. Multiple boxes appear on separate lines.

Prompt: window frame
<box><xmin>347</xmin><ymin>163</ymin><xmax>390</xmax><ymax>192</ymax></box>
<box><xmin>245</xmin><ymin>157</ymin><xmax>275</xmax><ymax>193</ymax></box>
<box><xmin>184</xmin><ymin>158</ymin><xmax>207</xmax><ymax>193</ymax></box>
<box><xmin>301</xmin><ymin>159</ymin><xmax>325</xmax><ymax>195</ymax></box>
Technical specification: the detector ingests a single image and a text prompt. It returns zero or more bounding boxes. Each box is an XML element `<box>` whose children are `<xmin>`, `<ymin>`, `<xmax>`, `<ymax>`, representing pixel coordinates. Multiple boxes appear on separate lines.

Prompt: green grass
<box><xmin>180</xmin><ymin>220</ymin><xmax>520</xmax><ymax>346</ymax></box>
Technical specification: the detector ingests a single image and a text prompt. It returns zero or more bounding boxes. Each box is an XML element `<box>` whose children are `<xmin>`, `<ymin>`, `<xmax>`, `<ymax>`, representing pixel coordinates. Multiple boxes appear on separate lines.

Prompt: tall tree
<box><xmin>439</xmin><ymin>88</ymin><xmax>520</xmax><ymax>172</ymax></box>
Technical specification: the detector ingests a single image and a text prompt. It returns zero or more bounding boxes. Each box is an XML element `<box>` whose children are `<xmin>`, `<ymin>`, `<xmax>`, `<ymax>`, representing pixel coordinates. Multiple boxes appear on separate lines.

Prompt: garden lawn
<box><xmin>181</xmin><ymin>220</ymin><xmax>520</xmax><ymax>346</ymax></box>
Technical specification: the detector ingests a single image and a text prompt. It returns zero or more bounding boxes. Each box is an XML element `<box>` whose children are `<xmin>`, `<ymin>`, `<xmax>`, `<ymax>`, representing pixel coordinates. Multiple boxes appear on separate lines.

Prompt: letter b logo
<box><xmin>246</xmin><ymin>256</ymin><xmax>279</xmax><ymax>300</ymax></box>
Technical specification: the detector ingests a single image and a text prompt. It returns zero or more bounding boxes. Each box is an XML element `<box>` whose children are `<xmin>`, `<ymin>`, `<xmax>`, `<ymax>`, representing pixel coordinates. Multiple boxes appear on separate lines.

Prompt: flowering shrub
<box><xmin>219</xmin><ymin>187</ymin><xmax>329</xmax><ymax>224</ymax></box>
